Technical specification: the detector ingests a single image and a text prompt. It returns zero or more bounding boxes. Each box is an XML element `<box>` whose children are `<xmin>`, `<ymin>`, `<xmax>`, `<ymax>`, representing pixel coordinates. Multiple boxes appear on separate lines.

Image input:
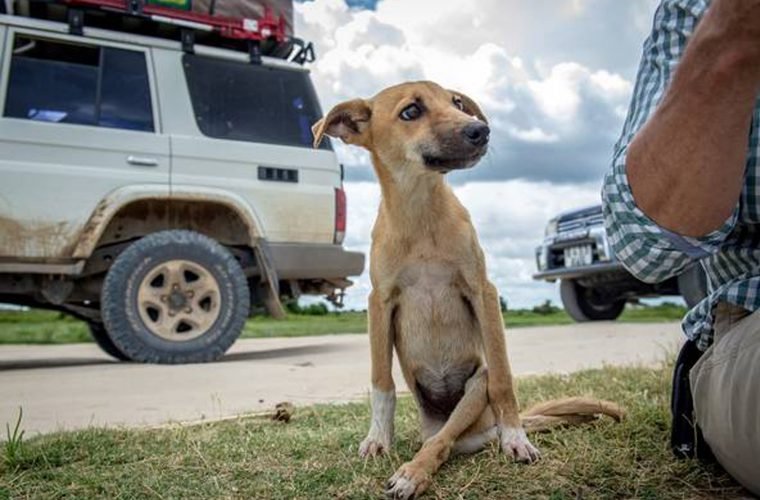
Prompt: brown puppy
<box><xmin>313</xmin><ymin>81</ymin><xmax>623</xmax><ymax>499</ymax></box>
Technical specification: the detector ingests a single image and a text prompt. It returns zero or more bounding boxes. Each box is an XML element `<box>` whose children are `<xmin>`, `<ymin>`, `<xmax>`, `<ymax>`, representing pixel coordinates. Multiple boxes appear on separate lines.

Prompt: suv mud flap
<box><xmin>253</xmin><ymin>239</ymin><xmax>286</xmax><ymax>319</ymax></box>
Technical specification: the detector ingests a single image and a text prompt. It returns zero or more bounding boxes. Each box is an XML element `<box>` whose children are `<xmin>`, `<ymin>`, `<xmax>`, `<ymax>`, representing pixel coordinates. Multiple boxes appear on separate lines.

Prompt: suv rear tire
<box><xmin>560</xmin><ymin>279</ymin><xmax>626</xmax><ymax>322</ymax></box>
<box><xmin>101</xmin><ymin>230</ymin><xmax>250</xmax><ymax>364</ymax></box>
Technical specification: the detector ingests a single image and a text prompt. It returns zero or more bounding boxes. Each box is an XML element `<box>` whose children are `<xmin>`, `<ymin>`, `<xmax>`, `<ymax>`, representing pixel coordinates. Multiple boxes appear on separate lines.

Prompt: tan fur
<box><xmin>520</xmin><ymin>397</ymin><xmax>625</xmax><ymax>433</ymax></box>
<box><xmin>313</xmin><ymin>81</ymin><xmax>623</xmax><ymax>499</ymax></box>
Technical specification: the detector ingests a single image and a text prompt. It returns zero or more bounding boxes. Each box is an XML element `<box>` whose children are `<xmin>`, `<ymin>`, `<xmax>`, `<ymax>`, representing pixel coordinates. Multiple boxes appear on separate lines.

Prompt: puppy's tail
<box><xmin>519</xmin><ymin>397</ymin><xmax>625</xmax><ymax>433</ymax></box>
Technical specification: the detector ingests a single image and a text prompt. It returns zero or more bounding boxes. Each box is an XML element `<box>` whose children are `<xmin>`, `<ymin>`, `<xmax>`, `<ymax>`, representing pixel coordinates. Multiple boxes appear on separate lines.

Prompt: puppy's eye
<box><xmin>399</xmin><ymin>103</ymin><xmax>423</xmax><ymax>121</ymax></box>
<box><xmin>453</xmin><ymin>96</ymin><xmax>465</xmax><ymax>111</ymax></box>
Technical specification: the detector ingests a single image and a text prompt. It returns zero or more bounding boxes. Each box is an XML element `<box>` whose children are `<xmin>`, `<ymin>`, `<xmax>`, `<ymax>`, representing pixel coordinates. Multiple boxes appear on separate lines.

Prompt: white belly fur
<box><xmin>394</xmin><ymin>262</ymin><xmax>482</xmax><ymax>373</ymax></box>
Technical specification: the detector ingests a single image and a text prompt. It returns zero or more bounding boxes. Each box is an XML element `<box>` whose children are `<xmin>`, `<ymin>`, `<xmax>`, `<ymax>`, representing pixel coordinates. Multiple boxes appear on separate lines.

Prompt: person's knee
<box><xmin>691</xmin><ymin>320</ymin><xmax>760</xmax><ymax>495</ymax></box>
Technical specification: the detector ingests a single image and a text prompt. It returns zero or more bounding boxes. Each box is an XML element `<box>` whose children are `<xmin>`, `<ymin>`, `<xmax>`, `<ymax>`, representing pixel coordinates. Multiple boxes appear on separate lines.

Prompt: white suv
<box><xmin>0</xmin><ymin>13</ymin><xmax>364</xmax><ymax>363</ymax></box>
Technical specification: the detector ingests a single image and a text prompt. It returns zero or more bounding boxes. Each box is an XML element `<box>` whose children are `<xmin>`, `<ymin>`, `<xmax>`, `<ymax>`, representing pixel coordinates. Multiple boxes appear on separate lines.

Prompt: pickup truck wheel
<box><xmin>87</xmin><ymin>322</ymin><xmax>130</xmax><ymax>361</ymax></box>
<box><xmin>101</xmin><ymin>230</ymin><xmax>250</xmax><ymax>364</ymax></box>
<box><xmin>560</xmin><ymin>279</ymin><xmax>626</xmax><ymax>322</ymax></box>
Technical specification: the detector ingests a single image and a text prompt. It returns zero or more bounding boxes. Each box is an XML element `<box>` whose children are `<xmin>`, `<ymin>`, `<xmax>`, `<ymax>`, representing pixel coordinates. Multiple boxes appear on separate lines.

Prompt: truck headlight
<box><xmin>535</xmin><ymin>246</ymin><xmax>548</xmax><ymax>271</ymax></box>
<box><xmin>544</xmin><ymin>219</ymin><xmax>559</xmax><ymax>237</ymax></box>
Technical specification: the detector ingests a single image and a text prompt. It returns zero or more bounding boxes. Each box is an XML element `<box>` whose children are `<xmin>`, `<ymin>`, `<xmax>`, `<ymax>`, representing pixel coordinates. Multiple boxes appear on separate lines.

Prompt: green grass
<box><xmin>0</xmin><ymin>364</ymin><xmax>742</xmax><ymax>499</ymax></box>
<box><xmin>3</xmin><ymin>408</ymin><xmax>25</xmax><ymax>472</ymax></box>
<box><xmin>0</xmin><ymin>303</ymin><xmax>687</xmax><ymax>345</ymax></box>
<box><xmin>619</xmin><ymin>304</ymin><xmax>689</xmax><ymax>323</ymax></box>
<box><xmin>243</xmin><ymin>311</ymin><xmax>368</xmax><ymax>338</ymax></box>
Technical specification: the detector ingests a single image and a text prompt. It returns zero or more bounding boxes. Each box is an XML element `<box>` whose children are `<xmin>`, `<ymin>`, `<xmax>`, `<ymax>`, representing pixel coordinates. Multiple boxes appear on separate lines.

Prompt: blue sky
<box><xmin>297</xmin><ymin>0</ymin><xmax>379</xmax><ymax>10</ymax></box>
<box><xmin>343</xmin><ymin>0</ymin><xmax>378</xmax><ymax>9</ymax></box>
<box><xmin>295</xmin><ymin>0</ymin><xmax>661</xmax><ymax>309</ymax></box>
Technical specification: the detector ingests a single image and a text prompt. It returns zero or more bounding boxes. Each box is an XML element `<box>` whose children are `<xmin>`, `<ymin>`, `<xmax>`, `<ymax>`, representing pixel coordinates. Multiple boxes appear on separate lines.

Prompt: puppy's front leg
<box><xmin>359</xmin><ymin>290</ymin><xmax>396</xmax><ymax>457</ymax></box>
<box><xmin>386</xmin><ymin>367</ymin><xmax>489</xmax><ymax>500</ymax></box>
<box><xmin>474</xmin><ymin>282</ymin><xmax>540</xmax><ymax>462</ymax></box>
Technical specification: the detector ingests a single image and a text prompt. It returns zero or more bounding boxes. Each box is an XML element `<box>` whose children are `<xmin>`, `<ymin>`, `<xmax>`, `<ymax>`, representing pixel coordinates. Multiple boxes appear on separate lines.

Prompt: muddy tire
<box><xmin>101</xmin><ymin>230</ymin><xmax>250</xmax><ymax>364</ymax></box>
<box><xmin>560</xmin><ymin>279</ymin><xmax>626</xmax><ymax>322</ymax></box>
<box><xmin>88</xmin><ymin>321</ymin><xmax>130</xmax><ymax>361</ymax></box>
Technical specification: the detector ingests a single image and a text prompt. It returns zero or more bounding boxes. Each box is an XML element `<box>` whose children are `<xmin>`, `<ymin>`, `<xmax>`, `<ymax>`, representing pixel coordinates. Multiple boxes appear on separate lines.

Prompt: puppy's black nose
<box><xmin>462</xmin><ymin>122</ymin><xmax>490</xmax><ymax>146</ymax></box>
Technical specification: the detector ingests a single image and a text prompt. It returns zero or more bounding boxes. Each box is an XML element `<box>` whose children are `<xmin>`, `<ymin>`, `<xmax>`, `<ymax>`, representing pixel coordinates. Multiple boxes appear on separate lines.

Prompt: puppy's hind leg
<box><xmin>452</xmin><ymin>409</ymin><xmax>498</xmax><ymax>455</ymax></box>
<box><xmin>386</xmin><ymin>367</ymin><xmax>488</xmax><ymax>500</ymax></box>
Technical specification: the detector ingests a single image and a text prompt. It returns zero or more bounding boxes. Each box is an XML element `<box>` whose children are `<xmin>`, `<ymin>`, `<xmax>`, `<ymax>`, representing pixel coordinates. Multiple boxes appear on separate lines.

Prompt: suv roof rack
<box><xmin>13</xmin><ymin>0</ymin><xmax>316</xmax><ymax>64</ymax></box>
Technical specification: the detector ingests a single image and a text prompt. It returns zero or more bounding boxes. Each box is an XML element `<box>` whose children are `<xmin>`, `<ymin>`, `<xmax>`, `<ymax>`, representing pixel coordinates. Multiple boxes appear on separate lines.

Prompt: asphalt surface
<box><xmin>0</xmin><ymin>322</ymin><xmax>683</xmax><ymax>436</ymax></box>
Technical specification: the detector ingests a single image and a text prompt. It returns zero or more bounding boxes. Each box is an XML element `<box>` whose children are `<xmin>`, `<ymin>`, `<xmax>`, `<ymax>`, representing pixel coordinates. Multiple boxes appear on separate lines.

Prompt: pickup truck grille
<box><xmin>546</xmin><ymin>209</ymin><xmax>606</xmax><ymax>270</ymax></box>
<box><xmin>548</xmin><ymin>241</ymin><xmax>602</xmax><ymax>269</ymax></box>
<box><xmin>557</xmin><ymin>212</ymin><xmax>604</xmax><ymax>233</ymax></box>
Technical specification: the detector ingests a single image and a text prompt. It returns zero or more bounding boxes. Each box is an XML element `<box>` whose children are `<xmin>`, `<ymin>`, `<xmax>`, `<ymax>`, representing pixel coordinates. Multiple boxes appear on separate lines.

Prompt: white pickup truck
<box><xmin>0</xmin><ymin>13</ymin><xmax>364</xmax><ymax>363</ymax></box>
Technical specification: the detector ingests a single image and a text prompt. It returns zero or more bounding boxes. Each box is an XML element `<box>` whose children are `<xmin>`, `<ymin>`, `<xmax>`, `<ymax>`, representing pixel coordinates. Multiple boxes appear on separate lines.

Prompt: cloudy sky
<box><xmin>295</xmin><ymin>0</ymin><xmax>661</xmax><ymax>310</ymax></box>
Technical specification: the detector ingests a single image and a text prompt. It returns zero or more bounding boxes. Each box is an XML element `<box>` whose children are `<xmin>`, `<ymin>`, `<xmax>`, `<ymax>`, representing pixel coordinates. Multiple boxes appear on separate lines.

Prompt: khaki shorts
<box><xmin>690</xmin><ymin>303</ymin><xmax>760</xmax><ymax>495</ymax></box>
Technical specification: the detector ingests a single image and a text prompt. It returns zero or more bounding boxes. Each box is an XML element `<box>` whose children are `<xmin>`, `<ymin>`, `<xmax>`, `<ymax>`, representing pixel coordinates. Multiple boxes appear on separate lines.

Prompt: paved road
<box><xmin>0</xmin><ymin>322</ymin><xmax>683</xmax><ymax>435</ymax></box>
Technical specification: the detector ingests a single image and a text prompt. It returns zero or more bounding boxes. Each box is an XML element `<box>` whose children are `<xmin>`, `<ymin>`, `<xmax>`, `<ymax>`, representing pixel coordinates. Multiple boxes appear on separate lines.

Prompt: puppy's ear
<box><xmin>312</xmin><ymin>99</ymin><xmax>372</xmax><ymax>148</ymax></box>
<box><xmin>450</xmin><ymin>90</ymin><xmax>488</xmax><ymax>124</ymax></box>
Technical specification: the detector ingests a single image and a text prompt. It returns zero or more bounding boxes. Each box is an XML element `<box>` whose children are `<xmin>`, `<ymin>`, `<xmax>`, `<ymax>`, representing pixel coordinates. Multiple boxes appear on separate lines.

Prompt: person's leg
<box><xmin>690</xmin><ymin>303</ymin><xmax>760</xmax><ymax>495</ymax></box>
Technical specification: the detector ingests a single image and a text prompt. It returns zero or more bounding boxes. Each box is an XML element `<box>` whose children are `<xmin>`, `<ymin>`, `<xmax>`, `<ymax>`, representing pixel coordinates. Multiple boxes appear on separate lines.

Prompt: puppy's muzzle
<box><xmin>422</xmin><ymin>121</ymin><xmax>490</xmax><ymax>173</ymax></box>
<box><xmin>462</xmin><ymin>122</ymin><xmax>490</xmax><ymax>147</ymax></box>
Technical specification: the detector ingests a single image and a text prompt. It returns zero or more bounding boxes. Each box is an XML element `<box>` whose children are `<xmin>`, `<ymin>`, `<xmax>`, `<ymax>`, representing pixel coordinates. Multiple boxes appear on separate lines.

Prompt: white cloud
<box><xmin>508</xmin><ymin>126</ymin><xmax>559</xmax><ymax>144</ymax></box>
<box><xmin>527</xmin><ymin>63</ymin><xmax>586</xmax><ymax>124</ymax></box>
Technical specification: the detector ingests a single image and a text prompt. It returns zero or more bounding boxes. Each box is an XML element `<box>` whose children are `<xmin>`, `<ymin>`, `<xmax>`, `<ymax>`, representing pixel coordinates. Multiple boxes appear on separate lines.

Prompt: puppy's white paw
<box><xmin>500</xmin><ymin>426</ymin><xmax>540</xmax><ymax>463</ymax></box>
<box><xmin>359</xmin><ymin>432</ymin><xmax>391</xmax><ymax>457</ymax></box>
<box><xmin>360</xmin><ymin>389</ymin><xmax>396</xmax><ymax>457</ymax></box>
<box><xmin>385</xmin><ymin>462</ymin><xmax>431</xmax><ymax>499</ymax></box>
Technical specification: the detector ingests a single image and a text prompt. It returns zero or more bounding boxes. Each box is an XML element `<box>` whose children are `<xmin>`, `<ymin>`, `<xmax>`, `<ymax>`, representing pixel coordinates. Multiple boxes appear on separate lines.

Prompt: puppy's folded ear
<box><xmin>312</xmin><ymin>99</ymin><xmax>372</xmax><ymax>148</ymax></box>
<box><xmin>449</xmin><ymin>90</ymin><xmax>488</xmax><ymax>124</ymax></box>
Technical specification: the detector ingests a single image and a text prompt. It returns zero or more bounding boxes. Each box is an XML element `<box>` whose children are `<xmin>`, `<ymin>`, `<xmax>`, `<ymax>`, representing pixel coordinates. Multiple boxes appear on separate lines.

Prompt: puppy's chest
<box><xmin>397</xmin><ymin>260</ymin><xmax>458</xmax><ymax>293</ymax></box>
<box><xmin>393</xmin><ymin>260</ymin><xmax>481</xmax><ymax>370</ymax></box>
<box><xmin>394</xmin><ymin>261</ymin><xmax>471</xmax><ymax>324</ymax></box>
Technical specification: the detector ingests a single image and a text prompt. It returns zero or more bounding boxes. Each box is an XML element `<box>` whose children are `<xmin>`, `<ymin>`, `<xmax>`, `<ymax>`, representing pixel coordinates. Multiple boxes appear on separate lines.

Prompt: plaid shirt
<box><xmin>602</xmin><ymin>0</ymin><xmax>760</xmax><ymax>350</ymax></box>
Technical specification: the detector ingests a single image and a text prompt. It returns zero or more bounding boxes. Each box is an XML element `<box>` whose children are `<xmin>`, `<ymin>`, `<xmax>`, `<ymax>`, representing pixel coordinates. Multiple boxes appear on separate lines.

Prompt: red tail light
<box><xmin>334</xmin><ymin>187</ymin><xmax>346</xmax><ymax>244</ymax></box>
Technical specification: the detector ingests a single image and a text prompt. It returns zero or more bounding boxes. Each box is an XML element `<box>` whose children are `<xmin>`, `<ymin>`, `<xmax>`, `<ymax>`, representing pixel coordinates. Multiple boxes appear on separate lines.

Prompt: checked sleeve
<box><xmin>601</xmin><ymin>0</ymin><xmax>737</xmax><ymax>284</ymax></box>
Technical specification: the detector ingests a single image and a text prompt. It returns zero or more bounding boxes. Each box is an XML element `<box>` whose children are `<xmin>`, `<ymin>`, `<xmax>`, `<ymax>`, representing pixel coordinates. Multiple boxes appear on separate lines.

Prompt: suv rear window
<box><xmin>4</xmin><ymin>35</ymin><xmax>154</xmax><ymax>132</ymax></box>
<box><xmin>183</xmin><ymin>55</ymin><xmax>329</xmax><ymax>149</ymax></box>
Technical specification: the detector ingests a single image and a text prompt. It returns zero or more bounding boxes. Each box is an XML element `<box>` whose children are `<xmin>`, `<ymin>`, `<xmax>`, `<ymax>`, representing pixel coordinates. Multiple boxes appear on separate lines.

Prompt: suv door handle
<box><xmin>127</xmin><ymin>156</ymin><xmax>159</xmax><ymax>167</ymax></box>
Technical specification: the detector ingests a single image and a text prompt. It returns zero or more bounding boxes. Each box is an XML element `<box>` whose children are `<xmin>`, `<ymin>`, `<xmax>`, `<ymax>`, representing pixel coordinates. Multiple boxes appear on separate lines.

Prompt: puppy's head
<box><xmin>312</xmin><ymin>81</ymin><xmax>489</xmax><ymax>175</ymax></box>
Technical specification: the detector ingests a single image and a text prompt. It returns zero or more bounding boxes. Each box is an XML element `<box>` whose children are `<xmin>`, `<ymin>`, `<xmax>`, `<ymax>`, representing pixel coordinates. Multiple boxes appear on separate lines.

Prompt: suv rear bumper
<box><xmin>268</xmin><ymin>243</ymin><xmax>365</xmax><ymax>280</ymax></box>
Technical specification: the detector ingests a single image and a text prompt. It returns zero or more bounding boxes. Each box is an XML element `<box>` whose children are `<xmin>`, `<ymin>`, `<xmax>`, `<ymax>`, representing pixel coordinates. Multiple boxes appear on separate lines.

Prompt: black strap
<box><xmin>670</xmin><ymin>339</ymin><xmax>716</xmax><ymax>463</ymax></box>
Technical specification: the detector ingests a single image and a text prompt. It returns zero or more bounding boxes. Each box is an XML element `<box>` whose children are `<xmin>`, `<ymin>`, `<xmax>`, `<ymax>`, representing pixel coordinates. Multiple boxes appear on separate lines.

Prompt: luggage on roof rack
<box><xmin>8</xmin><ymin>0</ymin><xmax>315</xmax><ymax>64</ymax></box>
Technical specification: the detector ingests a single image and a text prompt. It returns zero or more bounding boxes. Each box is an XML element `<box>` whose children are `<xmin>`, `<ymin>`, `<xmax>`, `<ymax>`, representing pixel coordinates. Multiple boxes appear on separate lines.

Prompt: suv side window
<box><xmin>4</xmin><ymin>35</ymin><xmax>154</xmax><ymax>132</ymax></box>
<box><xmin>183</xmin><ymin>54</ymin><xmax>330</xmax><ymax>150</ymax></box>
